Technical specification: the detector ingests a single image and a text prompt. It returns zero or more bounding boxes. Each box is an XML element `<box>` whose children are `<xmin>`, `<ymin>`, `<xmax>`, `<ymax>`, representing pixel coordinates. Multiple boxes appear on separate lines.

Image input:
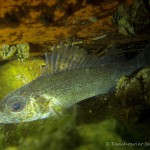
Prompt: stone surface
<box><xmin>116</xmin><ymin>67</ymin><xmax>150</xmax><ymax>107</ymax></box>
<box><xmin>0</xmin><ymin>0</ymin><xmax>119</xmax><ymax>45</ymax></box>
<box><xmin>0</xmin><ymin>59</ymin><xmax>44</xmax><ymax>100</ymax></box>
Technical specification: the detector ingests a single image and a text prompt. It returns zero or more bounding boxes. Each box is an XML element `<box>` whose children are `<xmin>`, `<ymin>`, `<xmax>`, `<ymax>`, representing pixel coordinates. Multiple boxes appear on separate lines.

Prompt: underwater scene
<box><xmin>0</xmin><ymin>0</ymin><xmax>150</xmax><ymax>150</ymax></box>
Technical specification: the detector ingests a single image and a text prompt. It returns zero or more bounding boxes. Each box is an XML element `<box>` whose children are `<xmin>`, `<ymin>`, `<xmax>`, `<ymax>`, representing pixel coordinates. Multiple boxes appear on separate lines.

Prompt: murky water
<box><xmin>0</xmin><ymin>0</ymin><xmax>150</xmax><ymax>149</ymax></box>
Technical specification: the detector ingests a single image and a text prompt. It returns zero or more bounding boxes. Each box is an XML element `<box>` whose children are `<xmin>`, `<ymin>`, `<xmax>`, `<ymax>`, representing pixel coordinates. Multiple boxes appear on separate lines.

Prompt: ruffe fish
<box><xmin>0</xmin><ymin>43</ymin><xmax>149</xmax><ymax>123</ymax></box>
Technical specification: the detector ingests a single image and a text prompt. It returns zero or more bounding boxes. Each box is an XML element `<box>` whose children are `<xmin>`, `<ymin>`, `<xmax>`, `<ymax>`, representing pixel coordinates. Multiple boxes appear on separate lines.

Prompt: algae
<box><xmin>0</xmin><ymin>43</ymin><xmax>30</xmax><ymax>61</ymax></box>
<box><xmin>0</xmin><ymin>59</ymin><xmax>44</xmax><ymax>100</ymax></box>
<box><xmin>0</xmin><ymin>111</ymin><xmax>144</xmax><ymax>150</ymax></box>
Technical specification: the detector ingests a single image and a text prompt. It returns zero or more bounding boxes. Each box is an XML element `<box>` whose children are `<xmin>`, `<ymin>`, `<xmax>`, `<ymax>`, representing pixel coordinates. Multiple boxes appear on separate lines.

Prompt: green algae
<box><xmin>0</xmin><ymin>59</ymin><xmax>44</xmax><ymax>100</ymax></box>
<box><xmin>0</xmin><ymin>112</ymin><xmax>142</xmax><ymax>150</ymax></box>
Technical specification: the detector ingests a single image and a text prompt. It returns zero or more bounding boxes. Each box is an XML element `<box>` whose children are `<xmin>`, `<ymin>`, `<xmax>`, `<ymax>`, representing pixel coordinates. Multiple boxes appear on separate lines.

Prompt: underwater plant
<box><xmin>0</xmin><ymin>43</ymin><xmax>29</xmax><ymax>62</ymax></box>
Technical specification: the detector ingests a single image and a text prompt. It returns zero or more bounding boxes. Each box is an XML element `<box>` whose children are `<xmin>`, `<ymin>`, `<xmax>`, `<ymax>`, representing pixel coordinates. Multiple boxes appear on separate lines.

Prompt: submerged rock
<box><xmin>116</xmin><ymin>67</ymin><xmax>150</xmax><ymax>107</ymax></box>
<box><xmin>113</xmin><ymin>0</ymin><xmax>150</xmax><ymax>35</ymax></box>
<box><xmin>0</xmin><ymin>59</ymin><xmax>44</xmax><ymax>100</ymax></box>
<box><xmin>116</xmin><ymin>67</ymin><xmax>150</xmax><ymax>120</ymax></box>
<box><xmin>0</xmin><ymin>43</ymin><xmax>30</xmax><ymax>62</ymax></box>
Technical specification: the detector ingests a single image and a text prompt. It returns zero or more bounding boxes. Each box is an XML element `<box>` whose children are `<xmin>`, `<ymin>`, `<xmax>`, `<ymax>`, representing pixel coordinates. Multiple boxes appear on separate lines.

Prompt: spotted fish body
<box><xmin>0</xmin><ymin>44</ymin><xmax>149</xmax><ymax>123</ymax></box>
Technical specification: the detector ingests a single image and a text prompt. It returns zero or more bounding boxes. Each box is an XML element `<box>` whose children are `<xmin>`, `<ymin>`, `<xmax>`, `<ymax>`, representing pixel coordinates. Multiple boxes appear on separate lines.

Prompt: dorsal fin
<box><xmin>98</xmin><ymin>45</ymin><xmax>126</xmax><ymax>65</ymax></box>
<box><xmin>41</xmin><ymin>44</ymin><xmax>127</xmax><ymax>75</ymax></box>
<box><xmin>42</xmin><ymin>44</ymin><xmax>100</xmax><ymax>75</ymax></box>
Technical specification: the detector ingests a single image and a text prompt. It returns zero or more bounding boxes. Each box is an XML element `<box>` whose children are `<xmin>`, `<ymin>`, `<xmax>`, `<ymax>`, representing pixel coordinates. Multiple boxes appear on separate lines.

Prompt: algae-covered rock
<box><xmin>113</xmin><ymin>0</ymin><xmax>150</xmax><ymax>35</ymax></box>
<box><xmin>0</xmin><ymin>59</ymin><xmax>44</xmax><ymax>100</ymax></box>
<box><xmin>115</xmin><ymin>67</ymin><xmax>150</xmax><ymax>120</ymax></box>
<box><xmin>0</xmin><ymin>43</ymin><xmax>30</xmax><ymax>61</ymax></box>
<box><xmin>116</xmin><ymin>67</ymin><xmax>150</xmax><ymax>107</ymax></box>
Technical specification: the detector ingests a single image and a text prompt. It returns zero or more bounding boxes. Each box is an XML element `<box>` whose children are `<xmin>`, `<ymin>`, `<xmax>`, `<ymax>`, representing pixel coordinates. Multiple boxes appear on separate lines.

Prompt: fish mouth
<box><xmin>0</xmin><ymin>112</ymin><xmax>19</xmax><ymax>124</ymax></box>
<box><xmin>0</xmin><ymin>108</ymin><xmax>61</xmax><ymax>124</ymax></box>
<box><xmin>0</xmin><ymin>108</ymin><xmax>24</xmax><ymax>124</ymax></box>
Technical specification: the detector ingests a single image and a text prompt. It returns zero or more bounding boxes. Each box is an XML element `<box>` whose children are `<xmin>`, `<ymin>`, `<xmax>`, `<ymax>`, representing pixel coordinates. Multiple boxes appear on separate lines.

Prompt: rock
<box><xmin>0</xmin><ymin>43</ymin><xmax>30</xmax><ymax>61</ymax></box>
<box><xmin>0</xmin><ymin>59</ymin><xmax>44</xmax><ymax>100</ymax></box>
<box><xmin>116</xmin><ymin>67</ymin><xmax>150</xmax><ymax>107</ymax></box>
<box><xmin>113</xmin><ymin>0</ymin><xmax>150</xmax><ymax>35</ymax></box>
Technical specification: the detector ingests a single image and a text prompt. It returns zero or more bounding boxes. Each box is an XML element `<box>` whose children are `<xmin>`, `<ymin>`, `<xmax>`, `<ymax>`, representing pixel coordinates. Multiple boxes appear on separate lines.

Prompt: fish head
<box><xmin>0</xmin><ymin>90</ymin><xmax>57</xmax><ymax>124</ymax></box>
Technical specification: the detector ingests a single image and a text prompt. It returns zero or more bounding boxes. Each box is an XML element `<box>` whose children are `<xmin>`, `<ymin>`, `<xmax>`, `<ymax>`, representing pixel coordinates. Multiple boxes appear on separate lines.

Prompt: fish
<box><xmin>0</xmin><ymin>43</ymin><xmax>149</xmax><ymax>124</ymax></box>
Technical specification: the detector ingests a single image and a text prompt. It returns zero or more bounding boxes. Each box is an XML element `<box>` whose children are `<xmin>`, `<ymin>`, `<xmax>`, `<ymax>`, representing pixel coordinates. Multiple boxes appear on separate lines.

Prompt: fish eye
<box><xmin>7</xmin><ymin>96</ymin><xmax>26</xmax><ymax>112</ymax></box>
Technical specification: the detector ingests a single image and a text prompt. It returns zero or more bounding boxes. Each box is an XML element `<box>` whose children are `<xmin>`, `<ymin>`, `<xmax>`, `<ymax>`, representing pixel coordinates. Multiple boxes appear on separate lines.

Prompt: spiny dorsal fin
<box><xmin>42</xmin><ymin>44</ymin><xmax>100</xmax><ymax>75</ymax></box>
<box><xmin>98</xmin><ymin>44</ymin><xmax>126</xmax><ymax>65</ymax></box>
